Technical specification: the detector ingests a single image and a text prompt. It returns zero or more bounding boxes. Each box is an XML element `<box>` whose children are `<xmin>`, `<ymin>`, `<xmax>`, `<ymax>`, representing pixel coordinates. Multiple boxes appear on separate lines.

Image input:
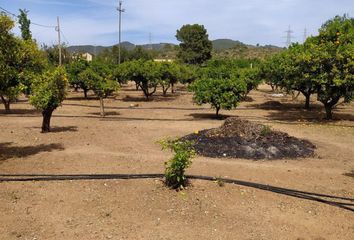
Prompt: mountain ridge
<box><xmin>67</xmin><ymin>39</ymin><xmax>282</xmax><ymax>55</ymax></box>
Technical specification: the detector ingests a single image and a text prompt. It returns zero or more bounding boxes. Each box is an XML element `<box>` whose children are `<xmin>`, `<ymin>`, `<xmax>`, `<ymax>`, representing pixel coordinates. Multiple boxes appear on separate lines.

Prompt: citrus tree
<box><xmin>30</xmin><ymin>67</ymin><xmax>68</xmax><ymax>132</ymax></box>
<box><xmin>79</xmin><ymin>68</ymin><xmax>119</xmax><ymax>117</ymax></box>
<box><xmin>310</xmin><ymin>15</ymin><xmax>354</xmax><ymax>119</ymax></box>
<box><xmin>122</xmin><ymin>60</ymin><xmax>162</xmax><ymax>100</ymax></box>
<box><xmin>189</xmin><ymin>77</ymin><xmax>246</xmax><ymax>117</ymax></box>
<box><xmin>0</xmin><ymin>14</ymin><xmax>45</xmax><ymax>112</ymax></box>
<box><xmin>66</xmin><ymin>59</ymin><xmax>90</xmax><ymax>97</ymax></box>
<box><xmin>160</xmin><ymin>62</ymin><xmax>181</xmax><ymax>95</ymax></box>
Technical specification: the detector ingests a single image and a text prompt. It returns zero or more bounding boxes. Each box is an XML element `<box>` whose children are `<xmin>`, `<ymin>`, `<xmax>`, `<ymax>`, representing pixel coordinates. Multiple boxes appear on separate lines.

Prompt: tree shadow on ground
<box><xmin>27</xmin><ymin>126</ymin><xmax>78</xmax><ymax>133</ymax></box>
<box><xmin>91</xmin><ymin>111</ymin><xmax>120</xmax><ymax>116</ymax></box>
<box><xmin>344</xmin><ymin>171</ymin><xmax>354</xmax><ymax>178</ymax></box>
<box><xmin>63</xmin><ymin>102</ymin><xmax>207</xmax><ymax>111</ymax></box>
<box><xmin>189</xmin><ymin>113</ymin><xmax>230</xmax><ymax>120</ymax></box>
<box><xmin>266</xmin><ymin>108</ymin><xmax>354</xmax><ymax>122</ymax></box>
<box><xmin>248</xmin><ymin>101</ymin><xmax>353</xmax><ymax>122</ymax></box>
<box><xmin>0</xmin><ymin>109</ymin><xmax>40</xmax><ymax>115</ymax></box>
<box><xmin>249</xmin><ymin>100</ymin><xmax>323</xmax><ymax>111</ymax></box>
<box><xmin>0</xmin><ymin>142</ymin><xmax>64</xmax><ymax>162</ymax></box>
<box><xmin>121</xmin><ymin>93</ymin><xmax>180</xmax><ymax>103</ymax></box>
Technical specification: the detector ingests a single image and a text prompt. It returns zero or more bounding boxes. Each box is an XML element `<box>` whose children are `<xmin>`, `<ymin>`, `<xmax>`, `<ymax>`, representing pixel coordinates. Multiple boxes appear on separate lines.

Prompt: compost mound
<box><xmin>183</xmin><ymin>117</ymin><xmax>315</xmax><ymax>160</ymax></box>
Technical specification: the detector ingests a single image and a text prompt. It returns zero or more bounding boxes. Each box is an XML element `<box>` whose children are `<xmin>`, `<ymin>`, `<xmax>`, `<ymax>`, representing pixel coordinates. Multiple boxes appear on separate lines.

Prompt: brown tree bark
<box><xmin>99</xmin><ymin>97</ymin><xmax>105</xmax><ymax>117</ymax></box>
<box><xmin>1</xmin><ymin>95</ymin><xmax>11</xmax><ymax>114</ymax></box>
<box><xmin>41</xmin><ymin>108</ymin><xmax>54</xmax><ymax>133</ymax></box>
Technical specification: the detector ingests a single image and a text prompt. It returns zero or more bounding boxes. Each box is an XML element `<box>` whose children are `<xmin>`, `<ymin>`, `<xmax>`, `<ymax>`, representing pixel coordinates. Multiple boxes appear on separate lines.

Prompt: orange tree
<box><xmin>310</xmin><ymin>15</ymin><xmax>354</xmax><ymax>119</ymax></box>
<box><xmin>30</xmin><ymin>67</ymin><xmax>68</xmax><ymax>132</ymax></box>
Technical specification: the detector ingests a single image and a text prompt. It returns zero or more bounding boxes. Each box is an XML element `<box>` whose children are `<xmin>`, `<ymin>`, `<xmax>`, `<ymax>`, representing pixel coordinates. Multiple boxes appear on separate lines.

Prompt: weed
<box><xmin>260</xmin><ymin>125</ymin><xmax>272</xmax><ymax>136</ymax></box>
<box><xmin>159</xmin><ymin>138</ymin><xmax>196</xmax><ymax>190</ymax></box>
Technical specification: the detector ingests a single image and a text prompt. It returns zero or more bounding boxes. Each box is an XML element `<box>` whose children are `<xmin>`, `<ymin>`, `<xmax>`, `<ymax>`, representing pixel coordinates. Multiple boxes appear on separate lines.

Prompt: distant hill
<box><xmin>212</xmin><ymin>39</ymin><xmax>247</xmax><ymax>51</ymax></box>
<box><xmin>67</xmin><ymin>42</ymin><xmax>174</xmax><ymax>55</ymax></box>
<box><xmin>214</xmin><ymin>43</ymin><xmax>284</xmax><ymax>59</ymax></box>
<box><xmin>67</xmin><ymin>39</ymin><xmax>283</xmax><ymax>59</ymax></box>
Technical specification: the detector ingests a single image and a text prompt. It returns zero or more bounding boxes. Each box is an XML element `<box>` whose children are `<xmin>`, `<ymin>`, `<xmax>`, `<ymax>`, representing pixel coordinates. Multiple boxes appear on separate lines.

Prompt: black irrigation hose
<box><xmin>0</xmin><ymin>173</ymin><xmax>353</xmax><ymax>213</ymax></box>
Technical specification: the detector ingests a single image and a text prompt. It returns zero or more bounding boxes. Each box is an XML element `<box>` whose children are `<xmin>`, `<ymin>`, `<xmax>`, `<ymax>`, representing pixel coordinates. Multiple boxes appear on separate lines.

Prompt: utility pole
<box><xmin>56</xmin><ymin>16</ymin><xmax>62</xmax><ymax>66</ymax></box>
<box><xmin>285</xmin><ymin>25</ymin><xmax>294</xmax><ymax>48</ymax></box>
<box><xmin>303</xmin><ymin>28</ymin><xmax>308</xmax><ymax>43</ymax></box>
<box><xmin>117</xmin><ymin>0</ymin><xmax>125</xmax><ymax>64</ymax></box>
<box><xmin>149</xmin><ymin>32</ymin><xmax>153</xmax><ymax>50</ymax></box>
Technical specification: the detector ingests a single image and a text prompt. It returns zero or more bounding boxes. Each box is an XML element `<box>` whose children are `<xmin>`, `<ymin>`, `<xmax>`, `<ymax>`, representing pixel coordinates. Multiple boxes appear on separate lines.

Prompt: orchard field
<box><xmin>0</xmin><ymin>84</ymin><xmax>353</xmax><ymax>239</ymax></box>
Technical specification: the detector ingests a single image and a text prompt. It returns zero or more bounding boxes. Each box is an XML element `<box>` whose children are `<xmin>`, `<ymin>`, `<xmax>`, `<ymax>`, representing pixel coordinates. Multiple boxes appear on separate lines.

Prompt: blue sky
<box><xmin>1</xmin><ymin>0</ymin><xmax>354</xmax><ymax>47</ymax></box>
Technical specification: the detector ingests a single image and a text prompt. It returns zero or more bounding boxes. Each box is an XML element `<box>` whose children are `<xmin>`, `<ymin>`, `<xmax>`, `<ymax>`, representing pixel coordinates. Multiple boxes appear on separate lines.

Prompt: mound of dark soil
<box><xmin>183</xmin><ymin>117</ymin><xmax>315</xmax><ymax>160</ymax></box>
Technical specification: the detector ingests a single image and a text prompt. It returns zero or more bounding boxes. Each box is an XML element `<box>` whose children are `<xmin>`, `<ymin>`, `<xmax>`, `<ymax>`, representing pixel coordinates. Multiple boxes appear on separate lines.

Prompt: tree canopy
<box><xmin>18</xmin><ymin>9</ymin><xmax>32</xmax><ymax>40</ymax></box>
<box><xmin>260</xmin><ymin>15</ymin><xmax>354</xmax><ymax>119</ymax></box>
<box><xmin>0</xmin><ymin>13</ymin><xmax>46</xmax><ymax>112</ymax></box>
<box><xmin>30</xmin><ymin>67</ymin><xmax>68</xmax><ymax>132</ymax></box>
<box><xmin>176</xmin><ymin>24</ymin><xmax>212</xmax><ymax>65</ymax></box>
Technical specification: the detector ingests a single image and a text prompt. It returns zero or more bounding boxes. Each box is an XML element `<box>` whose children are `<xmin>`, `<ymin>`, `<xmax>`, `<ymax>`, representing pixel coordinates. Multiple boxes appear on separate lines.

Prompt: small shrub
<box><xmin>159</xmin><ymin>138</ymin><xmax>196</xmax><ymax>190</ymax></box>
<box><xmin>260</xmin><ymin>125</ymin><xmax>272</xmax><ymax>136</ymax></box>
<box><xmin>215</xmin><ymin>177</ymin><xmax>225</xmax><ymax>187</ymax></box>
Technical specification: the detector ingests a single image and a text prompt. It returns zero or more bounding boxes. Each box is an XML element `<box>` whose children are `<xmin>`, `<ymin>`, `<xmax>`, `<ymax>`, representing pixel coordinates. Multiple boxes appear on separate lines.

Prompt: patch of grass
<box><xmin>260</xmin><ymin>125</ymin><xmax>272</xmax><ymax>136</ymax></box>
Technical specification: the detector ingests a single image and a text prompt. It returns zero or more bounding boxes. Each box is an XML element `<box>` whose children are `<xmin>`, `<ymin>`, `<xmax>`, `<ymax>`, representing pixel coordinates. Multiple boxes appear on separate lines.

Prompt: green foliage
<box><xmin>311</xmin><ymin>15</ymin><xmax>354</xmax><ymax>119</ymax></box>
<box><xmin>159</xmin><ymin>138</ymin><xmax>196</xmax><ymax>190</ymax></box>
<box><xmin>260</xmin><ymin>125</ymin><xmax>272</xmax><ymax>136</ymax></box>
<box><xmin>119</xmin><ymin>60</ymin><xmax>162</xmax><ymax>99</ymax></box>
<box><xmin>30</xmin><ymin>67</ymin><xmax>68</xmax><ymax>111</ymax></box>
<box><xmin>176</xmin><ymin>24</ymin><xmax>212</xmax><ymax>64</ymax></box>
<box><xmin>66</xmin><ymin>59</ymin><xmax>90</xmax><ymax>96</ymax></box>
<box><xmin>189</xmin><ymin>77</ymin><xmax>246</xmax><ymax>117</ymax></box>
<box><xmin>78</xmin><ymin>66</ymin><xmax>119</xmax><ymax>98</ymax></box>
<box><xmin>0</xmin><ymin>14</ymin><xmax>46</xmax><ymax>112</ymax></box>
<box><xmin>18</xmin><ymin>9</ymin><xmax>31</xmax><ymax>40</ymax></box>
<box><xmin>97</xmin><ymin>45</ymin><xmax>157</xmax><ymax>65</ymax></box>
<box><xmin>42</xmin><ymin>44</ymin><xmax>71</xmax><ymax>66</ymax></box>
<box><xmin>237</xmin><ymin>67</ymin><xmax>262</xmax><ymax>96</ymax></box>
<box><xmin>178</xmin><ymin>64</ymin><xmax>198</xmax><ymax>84</ymax></box>
<box><xmin>193</xmin><ymin>59</ymin><xmax>260</xmax><ymax>113</ymax></box>
<box><xmin>159</xmin><ymin>62</ymin><xmax>181</xmax><ymax>95</ymax></box>
<box><xmin>260</xmin><ymin>15</ymin><xmax>354</xmax><ymax>118</ymax></box>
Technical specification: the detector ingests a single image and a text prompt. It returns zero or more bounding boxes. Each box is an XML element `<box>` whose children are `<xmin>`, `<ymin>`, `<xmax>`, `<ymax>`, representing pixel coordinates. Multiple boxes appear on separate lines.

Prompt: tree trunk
<box><xmin>171</xmin><ymin>83</ymin><xmax>175</xmax><ymax>93</ymax></box>
<box><xmin>99</xmin><ymin>97</ymin><xmax>105</xmax><ymax>117</ymax></box>
<box><xmin>1</xmin><ymin>96</ymin><xmax>10</xmax><ymax>114</ymax></box>
<box><xmin>41</xmin><ymin>108</ymin><xmax>54</xmax><ymax>133</ymax></box>
<box><xmin>324</xmin><ymin>104</ymin><xmax>333</xmax><ymax>120</ymax></box>
<box><xmin>135</xmin><ymin>82</ymin><xmax>139</xmax><ymax>90</ymax></box>
<box><xmin>162</xmin><ymin>85</ymin><xmax>170</xmax><ymax>96</ymax></box>
<box><xmin>304</xmin><ymin>93</ymin><xmax>310</xmax><ymax>110</ymax></box>
<box><xmin>216</xmin><ymin>107</ymin><xmax>220</xmax><ymax>118</ymax></box>
<box><xmin>83</xmin><ymin>88</ymin><xmax>88</xmax><ymax>98</ymax></box>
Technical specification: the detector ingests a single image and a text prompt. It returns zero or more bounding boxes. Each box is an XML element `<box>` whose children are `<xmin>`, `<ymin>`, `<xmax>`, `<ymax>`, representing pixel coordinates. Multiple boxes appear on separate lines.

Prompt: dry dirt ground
<box><xmin>0</xmin><ymin>84</ymin><xmax>353</xmax><ymax>240</ymax></box>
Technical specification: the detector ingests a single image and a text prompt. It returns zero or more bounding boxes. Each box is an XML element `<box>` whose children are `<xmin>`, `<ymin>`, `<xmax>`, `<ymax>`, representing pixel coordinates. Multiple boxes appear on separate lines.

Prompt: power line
<box><xmin>0</xmin><ymin>6</ymin><xmax>17</xmax><ymax>17</ymax></box>
<box><xmin>0</xmin><ymin>6</ymin><xmax>55</xmax><ymax>28</ymax></box>
<box><xmin>60</xmin><ymin>30</ymin><xmax>70</xmax><ymax>45</ymax></box>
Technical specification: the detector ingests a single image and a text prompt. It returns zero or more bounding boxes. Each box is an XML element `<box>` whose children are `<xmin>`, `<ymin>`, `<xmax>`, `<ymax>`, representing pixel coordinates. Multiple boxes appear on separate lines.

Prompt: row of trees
<box><xmin>2</xmin><ymin>10</ymin><xmax>353</xmax><ymax>136</ymax></box>
<box><xmin>260</xmin><ymin>15</ymin><xmax>354</xmax><ymax>119</ymax></box>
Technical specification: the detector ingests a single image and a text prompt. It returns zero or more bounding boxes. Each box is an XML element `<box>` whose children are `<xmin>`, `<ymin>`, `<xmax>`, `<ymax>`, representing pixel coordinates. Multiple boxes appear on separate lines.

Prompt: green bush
<box><xmin>189</xmin><ymin>78</ymin><xmax>246</xmax><ymax>117</ymax></box>
<box><xmin>159</xmin><ymin>138</ymin><xmax>196</xmax><ymax>190</ymax></box>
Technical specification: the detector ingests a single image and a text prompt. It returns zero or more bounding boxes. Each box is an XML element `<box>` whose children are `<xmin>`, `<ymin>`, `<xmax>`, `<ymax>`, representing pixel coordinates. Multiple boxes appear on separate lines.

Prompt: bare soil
<box><xmin>0</xmin><ymin>84</ymin><xmax>353</xmax><ymax>240</ymax></box>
